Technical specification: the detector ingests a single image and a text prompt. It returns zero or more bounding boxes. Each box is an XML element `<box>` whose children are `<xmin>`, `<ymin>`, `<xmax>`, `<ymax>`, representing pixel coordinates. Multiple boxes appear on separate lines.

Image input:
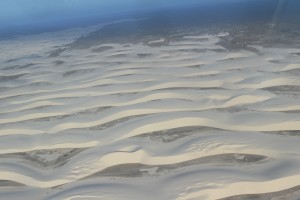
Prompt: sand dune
<box><xmin>0</xmin><ymin>24</ymin><xmax>300</xmax><ymax>200</ymax></box>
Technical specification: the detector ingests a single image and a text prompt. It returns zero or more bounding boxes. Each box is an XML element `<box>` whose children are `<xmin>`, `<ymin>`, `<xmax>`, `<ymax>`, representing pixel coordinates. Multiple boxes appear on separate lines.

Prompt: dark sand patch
<box><xmin>83</xmin><ymin>153</ymin><xmax>268</xmax><ymax>178</ymax></box>
<box><xmin>220</xmin><ymin>185</ymin><xmax>300</xmax><ymax>200</ymax></box>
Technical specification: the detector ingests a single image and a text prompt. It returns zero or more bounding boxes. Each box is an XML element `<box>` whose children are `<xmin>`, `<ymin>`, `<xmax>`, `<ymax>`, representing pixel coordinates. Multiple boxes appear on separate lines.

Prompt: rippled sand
<box><xmin>0</xmin><ymin>22</ymin><xmax>300</xmax><ymax>200</ymax></box>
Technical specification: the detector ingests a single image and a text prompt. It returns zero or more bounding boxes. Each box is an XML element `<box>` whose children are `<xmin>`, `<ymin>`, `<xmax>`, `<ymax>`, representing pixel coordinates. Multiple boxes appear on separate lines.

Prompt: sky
<box><xmin>0</xmin><ymin>0</ymin><xmax>210</xmax><ymax>25</ymax></box>
<box><xmin>0</xmin><ymin>0</ymin><xmax>296</xmax><ymax>37</ymax></box>
<box><xmin>1</xmin><ymin>0</ymin><xmax>228</xmax><ymax>37</ymax></box>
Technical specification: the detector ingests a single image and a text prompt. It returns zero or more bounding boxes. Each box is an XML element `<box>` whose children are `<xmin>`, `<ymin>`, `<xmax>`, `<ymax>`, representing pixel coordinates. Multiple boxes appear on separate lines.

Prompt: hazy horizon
<box><xmin>2</xmin><ymin>0</ymin><xmax>298</xmax><ymax>38</ymax></box>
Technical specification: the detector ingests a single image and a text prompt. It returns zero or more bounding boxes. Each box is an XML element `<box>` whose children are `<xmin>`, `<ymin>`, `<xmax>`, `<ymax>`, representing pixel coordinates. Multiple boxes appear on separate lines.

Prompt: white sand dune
<box><xmin>0</xmin><ymin>25</ymin><xmax>300</xmax><ymax>200</ymax></box>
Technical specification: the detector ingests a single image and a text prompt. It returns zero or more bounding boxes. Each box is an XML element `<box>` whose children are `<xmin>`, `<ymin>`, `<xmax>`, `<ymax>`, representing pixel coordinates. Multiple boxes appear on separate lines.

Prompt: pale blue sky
<box><xmin>0</xmin><ymin>0</ymin><xmax>210</xmax><ymax>24</ymax></box>
<box><xmin>1</xmin><ymin>0</ymin><xmax>250</xmax><ymax>36</ymax></box>
<box><xmin>2</xmin><ymin>0</ymin><xmax>294</xmax><ymax>35</ymax></box>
